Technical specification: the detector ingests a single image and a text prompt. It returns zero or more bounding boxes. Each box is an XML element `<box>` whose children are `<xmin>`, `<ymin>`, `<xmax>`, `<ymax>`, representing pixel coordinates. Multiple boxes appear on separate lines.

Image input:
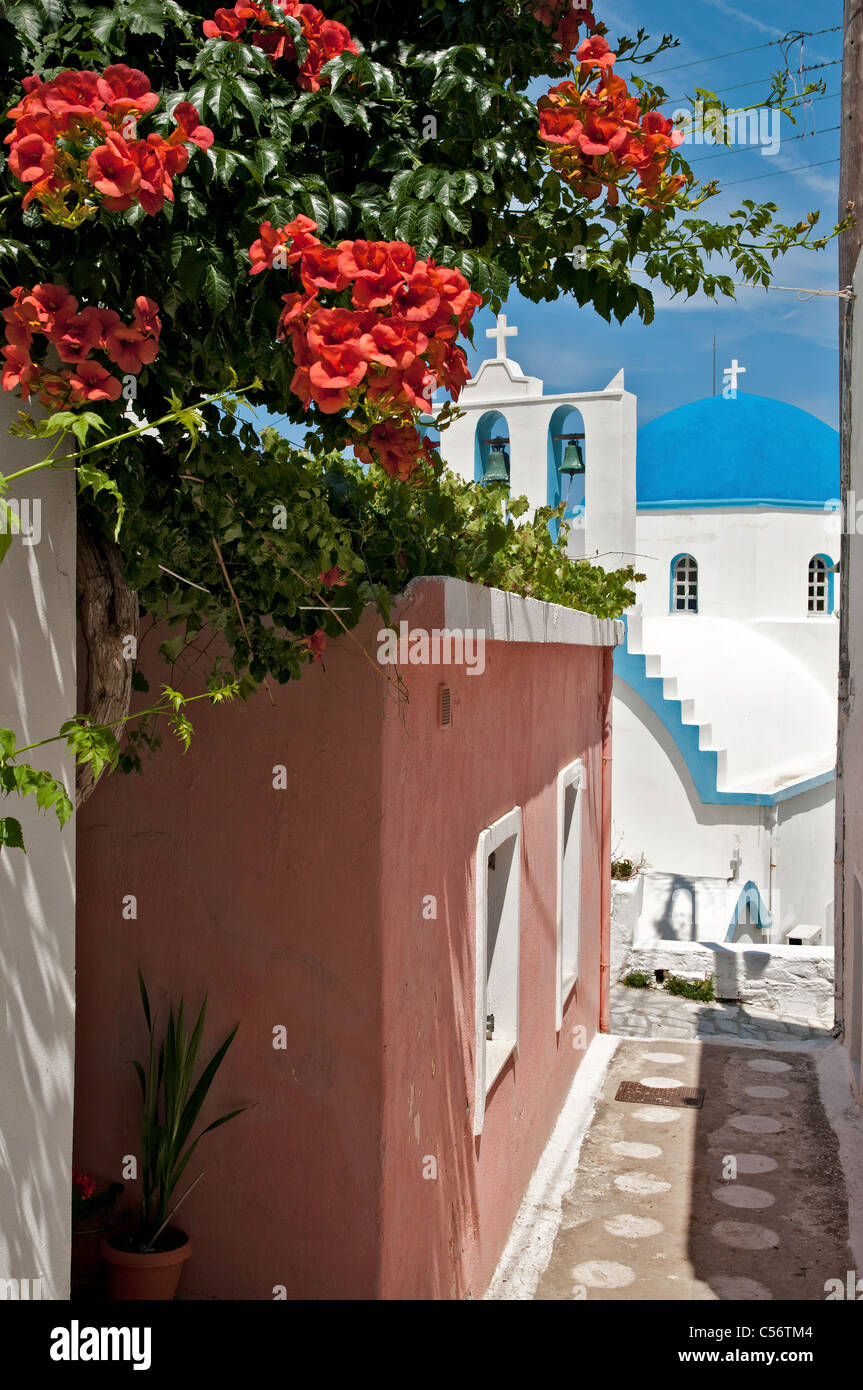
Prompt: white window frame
<box><xmin>473</xmin><ymin>806</ymin><xmax>522</xmax><ymax>1137</ymax></box>
<box><xmin>672</xmin><ymin>554</ymin><xmax>698</xmax><ymax>613</ymax></box>
<box><xmin>555</xmin><ymin>759</ymin><xmax>585</xmax><ymax>1031</ymax></box>
<box><xmin>808</xmin><ymin>555</ymin><xmax>828</xmax><ymax>614</ymax></box>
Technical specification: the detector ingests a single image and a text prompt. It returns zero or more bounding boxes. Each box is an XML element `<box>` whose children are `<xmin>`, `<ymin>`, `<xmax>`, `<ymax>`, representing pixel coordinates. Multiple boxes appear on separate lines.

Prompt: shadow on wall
<box><xmin>0</xmin><ymin>454</ymin><xmax>76</xmax><ymax>1300</ymax></box>
<box><xmin>653</xmin><ymin>877</ymin><xmax>698</xmax><ymax>942</ymax></box>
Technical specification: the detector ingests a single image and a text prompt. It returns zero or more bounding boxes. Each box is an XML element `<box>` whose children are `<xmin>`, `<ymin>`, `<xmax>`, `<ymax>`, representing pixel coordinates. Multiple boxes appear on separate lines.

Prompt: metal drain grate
<box><xmin>614</xmin><ymin>1081</ymin><xmax>705</xmax><ymax>1109</ymax></box>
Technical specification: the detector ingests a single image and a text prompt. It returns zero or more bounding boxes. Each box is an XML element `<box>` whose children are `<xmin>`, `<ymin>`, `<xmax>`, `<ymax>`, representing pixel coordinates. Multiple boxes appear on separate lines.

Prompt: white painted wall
<box><xmin>0</xmin><ymin>393</ymin><xmax>76</xmax><ymax>1299</ymax></box>
<box><xmin>612</xmin><ymin>676</ymin><xmax>835</xmax><ymax>944</ymax></box>
<box><xmin>636</xmin><ymin>613</ymin><xmax>836</xmax><ymax>790</ymax></box>
<box><xmin>636</xmin><ymin>508</ymin><xmax>841</xmax><ymax>624</ymax></box>
<box><xmin>612</xmin><ymin>674</ymin><xmax>768</xmax><ymax>881</ymax></box>
<box><xmin>438</xmin><ymin>356</ymin><xmax>638</xmax><ymax>570</ymax></box>
<box><xmin>625</xmin><ymin>940</ymin><xmax>834</xmax><ymax>1025</ymax></box>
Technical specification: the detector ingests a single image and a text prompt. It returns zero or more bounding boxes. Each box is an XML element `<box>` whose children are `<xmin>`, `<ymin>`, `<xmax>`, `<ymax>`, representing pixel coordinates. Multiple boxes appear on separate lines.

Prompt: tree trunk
<box><xmin>75</xmin><ymin>521</ymin><xmax>139</xmax><ymax>808</ymax></box>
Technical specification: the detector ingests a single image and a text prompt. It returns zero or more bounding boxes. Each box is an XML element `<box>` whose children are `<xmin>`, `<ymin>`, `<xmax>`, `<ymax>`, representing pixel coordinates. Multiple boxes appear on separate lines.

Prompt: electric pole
<box><xmin>836</xmin><ymin>0</ymin><xmax>863</xmax><ymax>1041</ymax></box>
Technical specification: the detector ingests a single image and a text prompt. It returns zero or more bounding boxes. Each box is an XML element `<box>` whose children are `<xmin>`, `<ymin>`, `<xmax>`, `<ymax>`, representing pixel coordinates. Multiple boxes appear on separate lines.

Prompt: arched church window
<box><xmin>808</xmin><ymin>555</ymin><xmax>833</xmax><ymax>614</ymax></box>
<box><xmin>670</xmin><ymin>554</ymin><xmax>698</xmax><ymax>613</ymax></box>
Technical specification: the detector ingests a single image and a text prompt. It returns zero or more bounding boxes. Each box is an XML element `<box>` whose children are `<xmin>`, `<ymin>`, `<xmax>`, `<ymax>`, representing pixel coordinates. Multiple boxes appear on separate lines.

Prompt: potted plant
<box><xmin>71</xmin><ymin>1169</ymin><xmax>124</xmax><ymax>1285</ymax></box>
<box><xmin>101</xmin><ymin>971</ymin><xmax>248</xmax><ymax>1301</ymax></box>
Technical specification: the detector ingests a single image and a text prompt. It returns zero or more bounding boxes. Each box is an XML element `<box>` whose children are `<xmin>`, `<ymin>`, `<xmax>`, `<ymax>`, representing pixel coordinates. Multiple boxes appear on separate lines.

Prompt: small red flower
<box><xmin>52</xmin><ymin>310</ymin><xmax>104</xmax><ymax>363</ymax></box>
<box><xmin>97</xmin><ymin>65</ymin><xmax>159</xmax><ymax>118</ymax></box>
<box><xmin>577</xmin><ymin>34</ymin><xmax>616</xmax><ymax>70</ymax></box>
<box><xmin>132</xmin><ymin>295</ymin><xmax>162</xmax><ymax>341</ymax></box>
<box><xmin>300</xmin><ymin>628</ymin><xmax>327</xmax><ymax>663</ymax></box>
<box><xmin>86</xmin><ymin>133</ymin><xmax>141</xmax><ymax>207</ymax></box>
<box><xmin>1</xmin><ymin>345</ymin><xmax>40</xmax><ymax>399</ymax></box>
<box><xmin>171</xmin><ymin>102</ymin><xmax>214</xmax><ymax>150</ymax></box>
<box><xmin>203</xmin><ymin>6</ymin><xmax>248</xmax><ymax>39</ymax></box>
<box><xmin>68</xmin><ymin>360</ymin><xmax>123</xmax><ymax>402</ymax></box>
<box><xmin>103</xmin><ymin>323</ymin><xmax>159</xmax><ymax>374</ymax></box>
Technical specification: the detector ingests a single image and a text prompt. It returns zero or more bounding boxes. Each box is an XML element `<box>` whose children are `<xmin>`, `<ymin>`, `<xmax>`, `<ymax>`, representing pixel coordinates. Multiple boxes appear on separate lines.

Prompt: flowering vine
<box><xmin>203</xmin><ymin>1</ymin><xmax>358</xmax><ymax>91</ymax></box>
<box><xmin>533</xmin><ymin>0</ymin><xmax>600</xmax><ymax>63</ymax></box>
<box><xmin>1</xmin><ymin>283</ymin><xmax>161</xmax><ymax>410</ymax></box>
<box><xmin>248</xmin><ymin>218</ymin><xmax>481</xmax><ymax>480</ymax></box>
<box><xmin>4</xmin><ymin>65</ymin><xmax>213</xmax><ymax>226</ymax></box>
<box><xmin>535</xmin><ymin>15</ymin><xmax>685</xmax><ymax>207</ymax></box>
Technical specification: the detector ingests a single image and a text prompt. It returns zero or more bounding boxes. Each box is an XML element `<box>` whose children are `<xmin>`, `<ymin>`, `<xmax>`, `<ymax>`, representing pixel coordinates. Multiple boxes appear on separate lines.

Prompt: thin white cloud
<box><xmin>698</xmin><ymin>0</ymin><xmax>785</xmax><ymax>38</ymax></box>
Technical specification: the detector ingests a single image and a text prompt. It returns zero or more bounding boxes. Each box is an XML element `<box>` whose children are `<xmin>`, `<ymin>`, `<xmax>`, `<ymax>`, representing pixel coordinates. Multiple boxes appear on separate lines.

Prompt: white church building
<box><xmin>439</xmin><ymin>317</ymin><xmax>840</xmax><ymax>950</ymax></box>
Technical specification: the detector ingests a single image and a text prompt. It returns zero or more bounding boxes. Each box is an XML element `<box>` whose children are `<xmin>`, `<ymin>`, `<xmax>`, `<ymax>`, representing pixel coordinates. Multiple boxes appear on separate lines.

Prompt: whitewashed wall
<box><xmin>0</xmin><ymin>393</ymin><xmax>76</xmax><ymax>1299</ymax></box>
<box><xmin>636</xmin><ymin>509</ymin><xmax>841</xmax><ymax>625</ymax></box>
<box><xmin>613</xmin><ymin>676</ymin><xmax>836</xmax><ymax>944</ymax></box>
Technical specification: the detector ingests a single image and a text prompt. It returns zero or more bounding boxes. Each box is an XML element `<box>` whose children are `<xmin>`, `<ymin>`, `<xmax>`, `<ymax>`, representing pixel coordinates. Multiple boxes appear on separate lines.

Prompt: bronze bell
<box><xmin>558</xmin><ymin>440</ymin><xmax>585</xmax><ymax>477</ymax></box>
<box><xmin>482</xmin><ymin>447</ymin><xmax>510</xmax><ymax>485</ymax></box>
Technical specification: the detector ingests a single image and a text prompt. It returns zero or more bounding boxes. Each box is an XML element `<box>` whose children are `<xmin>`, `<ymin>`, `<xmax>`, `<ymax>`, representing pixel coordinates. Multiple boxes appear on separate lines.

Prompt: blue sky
<box><xmin>470</xmin><ymin>0</ymin><xmax>843</xmax><ymax>429</ymax></box>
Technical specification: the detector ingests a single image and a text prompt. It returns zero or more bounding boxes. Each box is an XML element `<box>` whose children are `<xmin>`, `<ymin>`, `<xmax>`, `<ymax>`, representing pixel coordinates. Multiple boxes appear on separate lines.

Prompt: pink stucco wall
<box><xmin>74</xmin><ymin>579</ymin><xmax>613</xmax><ymax>1299</ymax></box>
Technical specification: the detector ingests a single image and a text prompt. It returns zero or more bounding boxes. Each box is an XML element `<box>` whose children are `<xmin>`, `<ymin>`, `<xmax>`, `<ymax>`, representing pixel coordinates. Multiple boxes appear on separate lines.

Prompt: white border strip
<box><xmin>474</xmin><ymin>806</ymin><xmax>522</xmax><ymax>1138</ymax></box>
<box><xmin>555</xmin><ymin>758</ymin><xmax>585</xmax><ymax>1033</ymax></box>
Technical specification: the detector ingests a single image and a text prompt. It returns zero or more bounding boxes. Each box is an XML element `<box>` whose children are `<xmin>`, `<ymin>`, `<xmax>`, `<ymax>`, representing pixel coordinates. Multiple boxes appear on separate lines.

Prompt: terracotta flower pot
<box><xmin>101</xmin><ymin>1228</ymin><xmax>193</xmax><ymax>1301</ymax></box>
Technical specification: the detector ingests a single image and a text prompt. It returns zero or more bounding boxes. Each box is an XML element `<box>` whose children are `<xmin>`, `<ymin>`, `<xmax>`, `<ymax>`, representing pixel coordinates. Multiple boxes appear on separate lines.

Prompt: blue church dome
<box><xmin>637</xmin><ymin>394</ymin><xmax>839</xmax><ymax>509</ymax></box>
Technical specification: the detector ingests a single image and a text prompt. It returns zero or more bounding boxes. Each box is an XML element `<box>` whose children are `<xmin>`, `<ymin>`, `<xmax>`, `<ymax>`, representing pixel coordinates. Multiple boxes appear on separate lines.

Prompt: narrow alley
<box><xmin>488</xmin><ymin>1033</ymin><xmax>863</xmax><ymax>1303</ymax></box>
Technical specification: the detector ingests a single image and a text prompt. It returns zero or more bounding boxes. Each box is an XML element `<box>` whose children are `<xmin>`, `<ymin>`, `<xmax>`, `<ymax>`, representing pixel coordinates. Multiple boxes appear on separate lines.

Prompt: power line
<box><xmin>720</xmin><ymin>155</ymin><xmax>839</xmax><ymax>188</ymax></box>
<box><xmin>688</xmin><ymin>125</ymin><xmax>840</xmax><ymax>164</ymax></box>
<box><xmin>649</xmin><ymin>25</ymin><xmax>841</xmax><ymax>75</ymax></box>
<box><xmin>663</xmin><ymin>88</ymin><xmax>841</xmax><ymax>113</ymax></box>
<box><xmin>666</xmin><ymin>58</ymin><xmax>839</xmax><ymax>104</ymax></box>
<box><xmin>729</xmin><ymin>282</ymin><xmax>854</xmax><ymax>299</ymax></box>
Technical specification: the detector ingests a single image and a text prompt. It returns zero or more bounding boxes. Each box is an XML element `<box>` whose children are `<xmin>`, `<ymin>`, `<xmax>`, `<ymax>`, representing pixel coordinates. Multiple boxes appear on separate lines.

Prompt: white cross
<box><xmin>723</xmin><ymin>358</ymin><xmax>747</xmax><ymax>395</ymax></box>
<box><xmin>487</xmin><ymin>313</ymin><xmax>518</xmax><ymax>361</ymax></box>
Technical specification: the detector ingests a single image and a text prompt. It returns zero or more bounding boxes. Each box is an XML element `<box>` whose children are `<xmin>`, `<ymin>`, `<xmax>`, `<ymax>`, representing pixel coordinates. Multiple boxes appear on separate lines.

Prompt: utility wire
<box><xmin>720</xmin><ymin>156</ymin><xmax>839</xmax><ymax>188</ymax></box>
<box><xmin>665</xmin><ymin>58</ymin><xmax>839</xmax><ymax>104</ymax></box>
<box><xmin>662</xmin><ymin>88</ymin><xmax>840</xmax><ymax>112</ymax></box>
<box><xmin>687</xmin><ymin>125</ymin><xmax>840</xmax><ymax>163</ymax></box>
<box><xmin>649</xmin><ymin>25</ymin><xmax>841</xmax><ymax>75</ymax></box>
<box><xmin>729</xmin><ymin>282</ymin><xmax>854</xmax><ymax>299</ymax></box>
<box><xmin>801</xmin><ymin>59</ymin><xmax>842</xmax><ymax>74</ymax></box>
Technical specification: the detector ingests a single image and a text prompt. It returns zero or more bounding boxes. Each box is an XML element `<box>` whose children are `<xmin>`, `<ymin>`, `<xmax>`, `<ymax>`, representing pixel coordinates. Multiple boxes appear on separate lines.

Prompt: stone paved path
<box><xmin>611</xmin><ymin>981</ymin><xmax>834</xmax><ymax>1046</ymax></box>
<box><xmin>533</xmin><ymin>1037</ymin><xmax>851</xmax><ymax>1301</ymax></box>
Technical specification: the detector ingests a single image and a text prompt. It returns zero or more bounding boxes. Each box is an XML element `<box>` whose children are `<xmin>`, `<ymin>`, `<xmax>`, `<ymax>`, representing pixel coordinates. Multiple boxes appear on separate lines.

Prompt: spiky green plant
<box><xmin>133</xmin><ymin>970</ymin><xmax>247</xmax><ymax>1244</ymax></box>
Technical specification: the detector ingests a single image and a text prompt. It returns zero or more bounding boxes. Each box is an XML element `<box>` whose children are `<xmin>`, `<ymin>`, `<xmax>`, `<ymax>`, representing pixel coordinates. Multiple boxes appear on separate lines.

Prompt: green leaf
<box><xmin>202</xmin><ymin>264</ymin><xmax>231</xmax><ymax>315</ymax></box>
<box><xmin>327</xmin><ymin>90</ymin><xmax>356</xmax><ymax>126</ymax></box>
<box><xmin>301</xmin><ymin>190</ymin><xmax>330</xmax><ymax>229</ymax></box>
<box><xmin>7</xmin><ymin>2</ymin><xmax>43</xmax><ymax>42</ymax></box>
<box><xmin>128</xmin><ymin>0</ymin><xmax>165</xmax><ymax>37</ymax></box>
<box><xmin>0</xmin><ymin>817</ymin><xmax>25</xmax><ymax>852</ymax></box>
<box><xmin>77</xmin><ymin>463</ymin><xmax>125</xmax><ymax>539</ymax></box>
<box><xmin>159</xmin><ymin>635</ymin><xmax>186</xmax><ymax>664</ymax></box>
<box><xmin>0</xmin><ymin>500</ymin><xmax>19</xmax><ymax>563</ymax></box>
<box><xmin>233</xmin><ymin>75</ymin><xmax>263</xmax><ymax>127</ymax></box>
<box><xmin>138</xmin><ymin>968</ymin><xmax>152</xmax><ymax>1033</ymax></box>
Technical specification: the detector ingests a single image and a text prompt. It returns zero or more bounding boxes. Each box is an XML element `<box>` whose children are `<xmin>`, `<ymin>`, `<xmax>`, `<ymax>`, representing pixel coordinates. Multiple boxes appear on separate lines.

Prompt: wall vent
<box><xmin>439</xmin><ymin>684</ymin><xmax>452</xmax><ymax>727</ymax></box>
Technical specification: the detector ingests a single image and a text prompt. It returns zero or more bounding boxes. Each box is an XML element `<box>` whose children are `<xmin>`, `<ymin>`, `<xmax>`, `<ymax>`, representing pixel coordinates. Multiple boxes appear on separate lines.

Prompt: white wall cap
<box><xmin>396</xmin><ymin>576</ymin><xmax>625</xmax><ymax>648</ymax></box>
